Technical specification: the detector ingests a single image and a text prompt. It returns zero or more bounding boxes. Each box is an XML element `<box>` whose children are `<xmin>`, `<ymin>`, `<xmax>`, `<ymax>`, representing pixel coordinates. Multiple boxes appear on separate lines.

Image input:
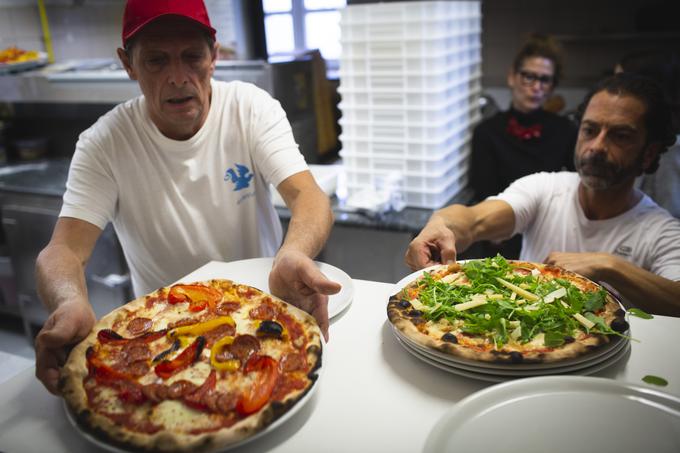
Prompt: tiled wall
<box><xmin>0</xmin><ymin>0</ymin><xmax>238</xmax><ymax>61</ymax></box>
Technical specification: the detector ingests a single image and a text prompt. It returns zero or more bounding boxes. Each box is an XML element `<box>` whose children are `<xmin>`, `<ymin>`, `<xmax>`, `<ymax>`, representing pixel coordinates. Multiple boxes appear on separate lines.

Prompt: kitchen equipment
<box><xmin>13</xmin><ymin>137</ymin><xmax>48</xmax><ymax>161</ymax></box>
<box><xmin>0</xmin><ymin>160</ymin><xmax>131</xmax><ymax>341</ymax></box>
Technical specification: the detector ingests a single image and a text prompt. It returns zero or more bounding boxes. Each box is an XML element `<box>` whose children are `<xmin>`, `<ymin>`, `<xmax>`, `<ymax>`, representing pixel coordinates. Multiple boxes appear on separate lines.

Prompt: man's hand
<box><xmin>544</xmin><ymin>251</ymin><xmax>616</xmax><ymax>280</ymax></box>
<box><xmin>268</xmin><ymin>249</ymin><xmax>341</xmax><ymax>341</ymax></box>
<box><xmin>405</xmin><ymin>217</ymin><xmax>457</xmax><ymax>270</ymax></box>
<box><xmin>34</xmin><ymin>299</ymin><xmax>96</xmax><ymax>395</ymax></box>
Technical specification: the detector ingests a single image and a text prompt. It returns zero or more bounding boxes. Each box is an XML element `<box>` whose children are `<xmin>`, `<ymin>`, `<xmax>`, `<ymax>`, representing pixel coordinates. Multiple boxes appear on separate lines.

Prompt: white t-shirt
<box><xmin>61</xmin><ymin>80</ymin><xmax>308</xmax><ymax>295</ymax></box>
<box><xmin>492</xmin><ymin>171</ymin><xmax>680</xmax><ymax>282</ymax></box>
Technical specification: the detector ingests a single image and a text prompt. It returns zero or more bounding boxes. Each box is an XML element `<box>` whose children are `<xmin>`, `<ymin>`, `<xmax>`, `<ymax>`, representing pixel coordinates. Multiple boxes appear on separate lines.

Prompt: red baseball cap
<box><xmin>122</xmin><ymin>0</ymin><xmax>217</xmax><ymax>47</ymax></box>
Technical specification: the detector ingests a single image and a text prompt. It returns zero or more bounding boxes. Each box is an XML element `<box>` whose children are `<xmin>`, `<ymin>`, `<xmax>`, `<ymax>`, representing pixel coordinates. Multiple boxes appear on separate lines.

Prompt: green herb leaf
<box><xmin>583</xmin><ymin>291</ymin><xmax>605</xmax><ymax>312</ymax></box>
<box><xmin>584</xmin><ymin>312</ymin><xmax>610</xmax><ymax>332</ymax></box>
<box><xmin>628</xmin><ymin>308</ymin><xmax>654</xmax><ymax>319</ymax></box>
<box><xmin>642</xmin><ymin>375</ymin><xmax>668</xmax><ymax>386</ymax></box>
<box><xmin>413</xmin><ymin>257</ymin><xmax>620</xmax><ymax>348</ymax></box>
<box><xmin>544</xmin><ymin>331</ymin><xmax>566</xmax><ymax>347</ymax></box>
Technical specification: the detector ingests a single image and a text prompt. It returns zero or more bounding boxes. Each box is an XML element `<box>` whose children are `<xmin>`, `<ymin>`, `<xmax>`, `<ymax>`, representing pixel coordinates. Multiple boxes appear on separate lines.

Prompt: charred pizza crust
<box><xmin>388</xmin><ymin>261</ymin><xmax>628</xmax><ymax>365</ymax></box>
<box><xmin>60</xmin><ymin>279</ymin><xmax>322</xmax><ymax>452</ymax></box>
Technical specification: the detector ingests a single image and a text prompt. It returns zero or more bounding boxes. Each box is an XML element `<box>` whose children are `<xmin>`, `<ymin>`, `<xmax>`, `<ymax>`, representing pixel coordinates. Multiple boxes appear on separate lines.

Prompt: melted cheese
<box><xmin>151</xmin><ymin>400</ymin><xmax>220</xmax><ymax>432</ymax></box>
<box><xmin>409</xmin><ymin>298</ymin><xmax>426</xmax><ymax>310</ymax></box>
<box><xmin>94</xmin><ymin>387</ymin><xmax>126</xmax><ymax>414</ymax></box>
<box><xmin>161</xmin><ymin>361</ymin><xmax>214</xmax><ymax>386</ymax></box>
<box><xmin>526</xmin><ymin>332</ymin><xmax>546</xmax><ymax>348</ymax></box>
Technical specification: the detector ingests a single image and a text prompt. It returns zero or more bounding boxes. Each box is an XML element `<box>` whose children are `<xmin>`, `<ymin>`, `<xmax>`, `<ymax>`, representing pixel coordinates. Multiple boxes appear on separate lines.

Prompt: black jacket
<box><xmin>470</xmin><ymin>107</ymin><xmax>577</xmax><ymax>202</ymax></box>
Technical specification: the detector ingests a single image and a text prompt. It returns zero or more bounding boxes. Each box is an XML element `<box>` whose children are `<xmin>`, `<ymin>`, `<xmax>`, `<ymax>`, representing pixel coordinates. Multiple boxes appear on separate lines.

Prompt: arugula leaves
<box><xmin>628</xmin><ymin>308</ymin><xmax>653</xmax><ymax>319</ymax></box>
<box><xmin>415</xmin><ymin>255</ymin><xmax>619</xmax><ymax>348</ymax></box>
<box><xmin>642</xmin><ymin>375</ymin><xmax>668</xmax><ymax>386</ymax></box>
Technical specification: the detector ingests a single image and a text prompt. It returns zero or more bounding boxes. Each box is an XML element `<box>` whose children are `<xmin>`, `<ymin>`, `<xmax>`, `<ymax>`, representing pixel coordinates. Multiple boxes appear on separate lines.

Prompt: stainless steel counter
<box><xmin>0</xmin><ymin>160</ymin><xmax>131</xmax><ymax>339</ymax></box>
<box><xmin>0</xmin><ymin>60</ymin><xmax>272</xmax><ymax>103</ymax></box>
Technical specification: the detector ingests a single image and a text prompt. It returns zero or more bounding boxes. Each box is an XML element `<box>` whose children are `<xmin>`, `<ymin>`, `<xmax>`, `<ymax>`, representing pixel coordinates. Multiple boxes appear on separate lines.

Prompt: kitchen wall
<box><xmin>482</xmin><ymin>0</ymin><xmax>680</xmax><ymax>111</ymax></box>
<box><xmin>0</xmin><ymin>0</ymin><xmax>239</xmax><ymax>61</ymax></box>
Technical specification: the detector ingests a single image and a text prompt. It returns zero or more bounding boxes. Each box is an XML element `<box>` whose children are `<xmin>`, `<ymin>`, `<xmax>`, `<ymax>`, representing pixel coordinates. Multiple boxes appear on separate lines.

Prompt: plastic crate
<box><xmin>342</xmin><ymin>1</ymin><xmax>480</xmax><ymax>26</ymax></box>
<box><xmin>339</xmin><ymin>133</ymin><xmax>473</xmax><ymax>172</ymax></box>
<box><xmin>340</xmin><ymin>32</ymin><xmax>481</xmax><ymax>59</ymax></box>
<box><xmin>340</xmin><ymin>46</ymin><xmax>481</xmax><ymax>74</ymax></box>
<box><xmin>344</xmin><ymin>145</ymin><xmax>470</xmax><ymax>191</ymax></box>
<box><xmin>339</xmin><ymin>90</ymin><xmax>480</xmax><ymax>124</ymax></box>
<box><xmin>338</xmin><ymin>61</ymin><xmax>481</xmax><ymax>91</ymax></box>
<box><xmin>347</xmin><ymin>173</ymin><xmax>468</xmax><ymax>209</ymax></box>
<box><xmin>341</xmin><ymin>17</ymin><xmax>481</xmax><ymax>42</ymax></box>
<box><xmin>339</xmin><ymin>105</ymin><xmax>479</xmax><ymax>141</ymax></box>
<box><xmin>338</xmin><ymin>76</ymin><xmax>481</xmax><ymax>108</ymax></box>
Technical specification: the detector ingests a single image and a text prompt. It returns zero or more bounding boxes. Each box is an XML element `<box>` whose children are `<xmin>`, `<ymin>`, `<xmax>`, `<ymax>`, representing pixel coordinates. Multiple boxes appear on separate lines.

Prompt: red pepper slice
<box><xmin>86</xmin><ymin>347</ymin><xmax>136</xmax><ymax>383</ymax></box>
<box><xmin>168</xmin><ymin>284</ymin><xmax>222</xmax><ymax>312</ymax></box>
<box><xmin>236</xmin><ymin>355</ymin><xmax>279</xmax><ymax>416</ymax></box>
<box><xmin>97</xmin><ymin>329</ymin><xmax>166</xmax><ymax>345</ymax></box>
<box><xmin>154</xmin><ymin>336</ymin><xmax>206</xmax><ymax>380</ymax></box>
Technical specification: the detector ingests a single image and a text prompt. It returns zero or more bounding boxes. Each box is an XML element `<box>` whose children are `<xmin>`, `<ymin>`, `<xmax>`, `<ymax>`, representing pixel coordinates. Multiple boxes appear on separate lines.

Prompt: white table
<box><xmin>1</xmin><ymin>262</ymin><xmax>679</xmax><ymax>453</ymax></box>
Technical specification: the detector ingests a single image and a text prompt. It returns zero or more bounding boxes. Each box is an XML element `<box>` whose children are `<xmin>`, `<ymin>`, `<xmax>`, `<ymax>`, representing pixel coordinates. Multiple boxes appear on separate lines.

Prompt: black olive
<box><xmin>441</xmin><ymin>333</ymin><xmax>458</xmax><ymax>344</ymax></box>
<box><xmin>407</xmin><ymin>309</ymin><xmax>423</xmax><ymax>317</ymax></box>
<box><xmin>153</xmin><ymin>339</ymin><xmax>181</xmax><ymax>363</ymax></box>
<box><xmin>398</xmin><ymin>300</ymin><xmax>412</xmax><ymax>309</ymax></box>
<box><xmin>564</xmin><ymin>336</ymin><xmax>575</xmax><ymax>344</ymax></box>
<box><xmin>509</xmin><ymin>351</ymin><xmax>523</xmax><ymax>363</ymax></box>
<box><xmin>615</xmin><ymin>308</ymin><xmax>626</xmax><ymax>317</ymax></box>
<box><xmin>610</xmin><ymin>318</ymin><xmax>630</xmax><ymax>333</ymax></box>
<box><xmin>257</xmin><ymin>320</ymin><xmax>284</xmax><ymax>338</ymax></box>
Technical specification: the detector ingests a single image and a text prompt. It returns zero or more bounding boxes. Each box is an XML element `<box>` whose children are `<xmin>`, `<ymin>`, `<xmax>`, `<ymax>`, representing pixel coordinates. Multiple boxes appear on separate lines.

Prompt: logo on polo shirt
<box><xmin>614</xmin><ymin>245</ymin><xmax>632</xmax><ymax>257</ymax></box>
<box><xmin>224</xmin><ymin>163</ymin><xmax>253</xmax><ymax>191</ymax></box>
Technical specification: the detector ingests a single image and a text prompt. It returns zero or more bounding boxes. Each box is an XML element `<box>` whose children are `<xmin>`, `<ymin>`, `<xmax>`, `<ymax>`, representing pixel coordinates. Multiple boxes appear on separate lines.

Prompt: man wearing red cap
<box><xmin>34</xmin><ymin>0</ymin><xmax>340</xmax><ymax>394</ymax></box>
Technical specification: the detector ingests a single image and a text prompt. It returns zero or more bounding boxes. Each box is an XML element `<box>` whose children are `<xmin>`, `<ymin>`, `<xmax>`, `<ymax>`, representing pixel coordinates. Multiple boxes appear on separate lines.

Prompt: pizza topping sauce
<box><xmin>403</xmin><ymin>256</ymin><xmax>627</xmax><ymax>349</ymax></box>
<box><xmin>67</xmin><ymin>280</ymin><xmax>321</xmax><ymax>448</ymax></box>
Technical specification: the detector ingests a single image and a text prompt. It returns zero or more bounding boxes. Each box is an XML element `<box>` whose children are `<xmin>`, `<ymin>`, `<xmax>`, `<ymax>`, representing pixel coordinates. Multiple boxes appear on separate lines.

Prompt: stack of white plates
<box><xmin>391</xmin><ymin>325</ymin><xmax>630</xmax><ymax>382</ymax></box>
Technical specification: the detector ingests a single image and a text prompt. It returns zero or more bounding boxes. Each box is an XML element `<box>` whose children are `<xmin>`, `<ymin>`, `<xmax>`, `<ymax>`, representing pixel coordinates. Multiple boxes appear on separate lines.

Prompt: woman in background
<box><xmin>469</xmin><ymin>33</ymin><xmax>577</xmax><ymax>259</ymax></box>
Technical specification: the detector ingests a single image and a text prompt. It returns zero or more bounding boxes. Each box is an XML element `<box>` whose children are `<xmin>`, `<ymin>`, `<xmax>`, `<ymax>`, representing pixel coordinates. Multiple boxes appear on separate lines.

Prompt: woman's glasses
<box><xmin>518</xmin><ymin>70</ymin><xmax>554</xmax><ymax>87</ymax></box>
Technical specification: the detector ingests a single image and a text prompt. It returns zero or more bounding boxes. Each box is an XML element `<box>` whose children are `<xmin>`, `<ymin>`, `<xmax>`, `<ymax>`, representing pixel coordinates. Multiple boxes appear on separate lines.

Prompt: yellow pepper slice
<box><xmin>210</xmin><ymin>335</ymin><xmax>240</xmax><ymax>372</ymax></box>
<box><xmin>168</xmin><ymin>316</ymin><xmax>235</xmax><ymax>339</ymax></box>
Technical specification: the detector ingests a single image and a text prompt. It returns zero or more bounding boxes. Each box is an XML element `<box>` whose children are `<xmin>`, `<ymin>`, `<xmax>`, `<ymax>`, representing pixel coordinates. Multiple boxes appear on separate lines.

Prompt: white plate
<box><xmin>179</xmin><ymin>258</ymin><xmax>354</xmax><ymax>319</ymax></box>
<box><xmin>393</xmin><ymin>324</ymin><xmax>629</xmax><ymax>376</ymax></box>
<box><xmin>424</xmin><ymin>376</ymin><xmax>680</xmax><ymax>453</ymax></box>
<box><xmin>64</xmin><ymin>360</ymin><xmax>324</xmax><ymax>453</ymax></box>
<box><xmin>397</xmin><ymin>333</ymin><xmax>631</xmax><ymax>383</ymax></box>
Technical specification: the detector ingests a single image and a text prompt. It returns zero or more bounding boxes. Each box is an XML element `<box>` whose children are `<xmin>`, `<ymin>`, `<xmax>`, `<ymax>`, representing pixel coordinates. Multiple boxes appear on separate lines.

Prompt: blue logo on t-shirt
<box><xmin>224</xmin><ymin>164</ymin><xmax>253</xmax><ymax>191</ymax></box>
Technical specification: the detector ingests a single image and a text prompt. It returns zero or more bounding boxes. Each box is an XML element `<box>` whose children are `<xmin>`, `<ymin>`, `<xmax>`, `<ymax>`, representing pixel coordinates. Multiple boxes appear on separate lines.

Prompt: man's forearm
<box><xmin>35</xmin><ymin>244</ymin><xmax>90</xmax><ymax>313</ymax></box>
<box><xmin>431</xmin><ymin>200</ymin><xmax>515</xmax><ymax>253</ymax></box>
<box><xmin>601</xmin><ymin>258</ymin><xmax>680</xmax><ymax>317</ymax></box>
<box><xmin>431</xmin><ymin>204</ymin><xmax>478</xmax><ymax>253</ymax></box>
<box><xmin>280</xmin><ymin>192</ymin><xmax>333</xmax><ymax>258</ymax></box>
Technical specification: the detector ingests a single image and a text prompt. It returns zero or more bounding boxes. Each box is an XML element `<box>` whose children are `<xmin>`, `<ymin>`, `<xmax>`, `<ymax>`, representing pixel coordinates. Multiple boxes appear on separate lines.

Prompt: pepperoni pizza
<box><xmin>60</xmin><ymin>279</ymin><xmax>322</xmax><ymax>452</ymax></box>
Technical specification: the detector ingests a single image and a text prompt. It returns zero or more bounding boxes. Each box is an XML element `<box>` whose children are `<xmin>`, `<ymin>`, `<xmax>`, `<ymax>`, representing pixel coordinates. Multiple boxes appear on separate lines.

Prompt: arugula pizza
<box><xmin>60</xmin><ymin>279</ymin><xmax>322</xmax><ymax>452</ymax></box>
<box><xmin>388</xmin><ymin>256</ymin><xmax>629</xmax><ymax>364</ymax></box>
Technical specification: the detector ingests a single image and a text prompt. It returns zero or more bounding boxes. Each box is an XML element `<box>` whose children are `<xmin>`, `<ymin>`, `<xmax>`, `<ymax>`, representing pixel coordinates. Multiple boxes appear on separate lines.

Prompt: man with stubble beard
<box><xmin>405</xmin><ymin>73</ymin><xmax>680</xmax><ymax>316</ymax></box>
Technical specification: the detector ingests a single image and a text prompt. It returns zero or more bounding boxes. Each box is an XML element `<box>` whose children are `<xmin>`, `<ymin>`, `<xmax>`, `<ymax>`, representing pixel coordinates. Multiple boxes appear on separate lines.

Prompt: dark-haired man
<box><xmin>406</xmin><ymin>73</ymin><xmax>680</xmax><ymax>316</ymax></box>
<box><xmin>34</xmin><ymin>0</ymin><xmax>340</xmax><ymax>395</ymax></box>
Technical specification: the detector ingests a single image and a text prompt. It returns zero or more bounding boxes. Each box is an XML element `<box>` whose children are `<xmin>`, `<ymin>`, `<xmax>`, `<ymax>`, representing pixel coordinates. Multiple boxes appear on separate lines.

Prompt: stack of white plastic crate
<box><xmin>338</xmin><ymin>0</ymin><xmax>482</xmax><ymax>209</ymax></box>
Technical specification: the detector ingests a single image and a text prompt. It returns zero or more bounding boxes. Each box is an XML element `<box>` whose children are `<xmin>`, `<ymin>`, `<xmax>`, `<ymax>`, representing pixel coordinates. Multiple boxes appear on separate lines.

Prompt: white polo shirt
<box><xmin>492</xmin><ymin>171</ymin><xmax>680</xmax><ymax>281</ymax></box>
<box><xmin>61</xmin><ymin>80</ymin><xmax>308</xmax><ymax>295</ymax></box>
